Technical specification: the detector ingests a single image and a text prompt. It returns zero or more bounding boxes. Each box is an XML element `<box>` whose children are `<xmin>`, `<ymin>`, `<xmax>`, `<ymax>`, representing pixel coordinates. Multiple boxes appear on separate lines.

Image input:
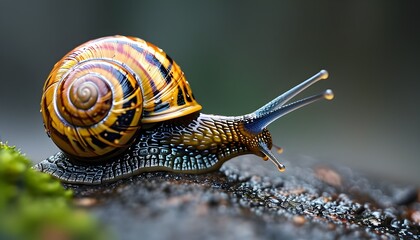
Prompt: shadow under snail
<box><xmin>34</xmin><ymin>35</ymin><xmax>334</xmax><ymax>185</ymax></box>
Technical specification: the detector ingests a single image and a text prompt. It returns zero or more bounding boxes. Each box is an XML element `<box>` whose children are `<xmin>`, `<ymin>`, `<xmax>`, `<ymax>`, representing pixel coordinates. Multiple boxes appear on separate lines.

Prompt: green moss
<box><xmin>0</xmin><ymin>142</ymin><xmax>108</xmax><ymax>240</ymax></box>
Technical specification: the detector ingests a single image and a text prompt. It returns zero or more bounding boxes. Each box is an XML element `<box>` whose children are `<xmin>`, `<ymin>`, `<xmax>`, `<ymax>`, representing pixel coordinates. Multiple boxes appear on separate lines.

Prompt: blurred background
<box><xmin>0</xmin><ymin>1</ymin><xmax>419</xmax><ymax>183</ymax></box>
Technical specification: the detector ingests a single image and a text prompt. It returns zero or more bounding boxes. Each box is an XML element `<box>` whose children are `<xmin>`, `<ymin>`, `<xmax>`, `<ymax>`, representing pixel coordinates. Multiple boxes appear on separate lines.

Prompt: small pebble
<box><xmin>293</xmin><ymin>215</ymin><xmax>306</xmax><ymax>226</ymax></box>
<box><xmin>411</xmin><ymin>211</ymin><xmax>420</xmax><ymax>224</ymax></box>
<box><xmin>369</xmin><ymin>218</ymin><xmax>381</xmax><ymax>227</ymax></box>
<box><xmin>314</xmin><ymin>166</ymin><xmax>342</xmax><ymax>187</ymax></box>
<box><xmin>73</xmin><ymin>197</ymin><xmax>98</xmax><ymax>207</ymax></box>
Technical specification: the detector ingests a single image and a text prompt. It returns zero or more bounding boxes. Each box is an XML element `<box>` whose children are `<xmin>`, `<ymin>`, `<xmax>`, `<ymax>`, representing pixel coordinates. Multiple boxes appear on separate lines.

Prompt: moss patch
<box><xmin>0</xmin><ymin>142</ymin><xmax>107</xmax><ymax>240</ymax></box>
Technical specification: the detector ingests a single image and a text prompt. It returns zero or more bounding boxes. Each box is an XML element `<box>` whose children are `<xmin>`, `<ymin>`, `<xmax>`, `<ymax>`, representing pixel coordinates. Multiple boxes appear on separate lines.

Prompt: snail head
<box><xmin>242</xmin><ymin>70</ymin><xmax>333</xmax><ymax>172</ymax></box>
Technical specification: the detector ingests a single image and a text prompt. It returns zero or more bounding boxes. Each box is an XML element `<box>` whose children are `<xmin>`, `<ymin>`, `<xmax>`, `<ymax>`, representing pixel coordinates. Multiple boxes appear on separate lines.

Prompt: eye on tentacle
<box><xmin>243</xmin><ymin>70</ymin><xmax>334</xmax><ymax>172</ymax></box>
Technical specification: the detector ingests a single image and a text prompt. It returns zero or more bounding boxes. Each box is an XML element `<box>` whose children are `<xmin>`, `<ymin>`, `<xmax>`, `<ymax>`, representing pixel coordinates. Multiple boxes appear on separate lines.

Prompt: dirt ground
<box><xmin>66</xmin><ymin>156</ymin><xmax>420</xmax><ymax>240</ymax></box>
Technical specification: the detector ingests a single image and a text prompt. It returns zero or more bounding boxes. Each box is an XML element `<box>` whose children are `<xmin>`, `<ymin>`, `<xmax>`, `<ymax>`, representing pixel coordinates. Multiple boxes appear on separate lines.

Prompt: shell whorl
<box><xmin>43</xmin><ymin>60</ymin><xmax>143</xmax><ymax>160</ymax></box>
<box><xmin>41</xmin><ymin>36</ymin><xmax>202</xmax><ymax>160</ymax></box>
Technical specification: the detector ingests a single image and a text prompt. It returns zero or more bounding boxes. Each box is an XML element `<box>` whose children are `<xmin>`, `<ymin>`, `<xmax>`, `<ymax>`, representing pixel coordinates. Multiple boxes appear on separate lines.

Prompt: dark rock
<box><xmin>65</xmin><ymin>156</ymin><xmax>420</xmax><ymax>240</ymax></box>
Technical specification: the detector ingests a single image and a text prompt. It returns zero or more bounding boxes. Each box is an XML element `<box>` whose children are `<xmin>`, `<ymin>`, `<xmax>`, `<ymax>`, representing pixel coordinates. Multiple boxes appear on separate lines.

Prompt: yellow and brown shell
<box><xmin>41</xmin><ymin>36</ymin><xmax>202</xmax><ymax>160</ymax></box>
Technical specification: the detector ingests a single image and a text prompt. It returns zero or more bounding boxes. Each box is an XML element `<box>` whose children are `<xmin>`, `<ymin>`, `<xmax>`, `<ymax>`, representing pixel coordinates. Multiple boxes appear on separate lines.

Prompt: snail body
<box><xmin>35</xmin><ymin>36</ymin><xmax>333</xmax><ymax>185</ymax></box>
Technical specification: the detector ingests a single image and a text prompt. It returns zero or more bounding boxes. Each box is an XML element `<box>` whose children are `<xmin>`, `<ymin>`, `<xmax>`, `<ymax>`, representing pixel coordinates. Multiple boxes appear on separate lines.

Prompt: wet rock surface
<box><xmin>66</xmin><ymin>156</ymin><xmax>420</xmax><ymax>240</ymax></box>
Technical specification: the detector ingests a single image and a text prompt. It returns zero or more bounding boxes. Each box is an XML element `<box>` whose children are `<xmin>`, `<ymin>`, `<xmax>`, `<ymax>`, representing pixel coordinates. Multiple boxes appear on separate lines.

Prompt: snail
<box><xmin>34</xmin><ymin>35</ymin><xmax>334</xmax><ymax>185</ymax></box>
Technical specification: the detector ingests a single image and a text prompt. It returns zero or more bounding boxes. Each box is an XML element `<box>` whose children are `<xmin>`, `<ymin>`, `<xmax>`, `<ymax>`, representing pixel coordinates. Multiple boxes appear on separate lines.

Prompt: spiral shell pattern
<box><xmin>41</xmin><ymin>36</ymin><xmax>202</xmax><ymax>160</ymax></box>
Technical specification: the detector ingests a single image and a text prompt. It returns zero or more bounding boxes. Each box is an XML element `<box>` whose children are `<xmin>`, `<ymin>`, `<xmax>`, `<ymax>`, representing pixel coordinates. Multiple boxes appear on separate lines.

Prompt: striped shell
<box><xmin>41</xmin><ymin>36</ymin><xmax>202</xmax><ymax>160</ymax></box>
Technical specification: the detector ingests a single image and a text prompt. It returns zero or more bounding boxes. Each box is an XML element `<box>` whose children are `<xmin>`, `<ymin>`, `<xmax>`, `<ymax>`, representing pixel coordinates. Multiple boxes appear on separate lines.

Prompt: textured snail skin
<box><xmin>35</xmin><ymin>113</ymin><xmax>272</xmax><ymax>184</ymax></box>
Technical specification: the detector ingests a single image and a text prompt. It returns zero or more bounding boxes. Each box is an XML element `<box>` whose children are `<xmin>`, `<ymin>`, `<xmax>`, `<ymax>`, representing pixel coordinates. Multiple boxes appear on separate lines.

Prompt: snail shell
<box><xmin>41</xmin><ymin>36</ymin><xmax>201</xmax><ymax>160</ymax></box>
